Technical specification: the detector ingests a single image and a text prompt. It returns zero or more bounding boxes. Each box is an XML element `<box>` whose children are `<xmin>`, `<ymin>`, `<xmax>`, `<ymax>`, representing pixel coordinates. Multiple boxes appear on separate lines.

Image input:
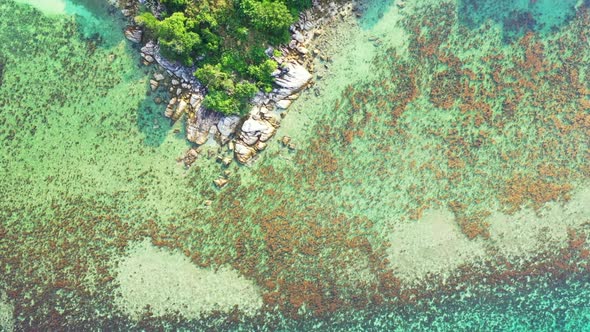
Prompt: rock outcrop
<box><xmin>234</xmin><ymin>141</ymin><xmax>257</xmax><ymax>164</ymax></box>
<box><xmin>234</xmin><ymin>106</ymin><xmax>282</xmax><ymax>164</ymax></box>
<box><xmin>186</xmin><ymin>106</ymin><xmax>222</xmax><ymax>145</ymax></box>
<box><xmin>273</xmin><ymin>62</ymin><xmax>313</xmax><ymax>99</ymax></box>
<box><xmin>124</xmin><ymin>26</ymin><xmax>142</xmax><ymax>43</ymax></box>
<box><xmin>216</xmin><ymin>116</ymin><xmax>241</xmax><ymax>144</ymax></box>
<box><xmin>231</xmin><ymin>62</ymin><xmax>311</xmax><ymax>164</ymax></box>
<box><xmin>125</xmin><ymin>3</ymin><xmax>322</xmax><ymax>166</ymax></box>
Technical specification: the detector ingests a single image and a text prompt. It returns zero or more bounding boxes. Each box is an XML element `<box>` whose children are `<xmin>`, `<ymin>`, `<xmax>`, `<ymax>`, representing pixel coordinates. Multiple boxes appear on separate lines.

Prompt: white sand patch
<box><xmin>387</xmin><ymin>186</ymin><xmax>590</xmax><ymax>284</ymax></box>
<box><xmin>487</xmin><ymin>186</ymin><xmax>590</xmax><ymax>261</ymax></box>
<box><xmin>0</xmin><ymin>289</ymin><xmax>15</xmax><ymax>332</ymax></box>
<box><xmin>13</xmin><ymin>0</ymin><xmax>66</xmax><ymax>15</ymax></box>
<box><xmin>387</xmin><ymin>208</ymin><xmax>487</xmax><ymax>284</ymax></box>
<box><xmin>113</xmin><ymin>240</ymin><xmax>263</xmax><ymax>320</ymax></box>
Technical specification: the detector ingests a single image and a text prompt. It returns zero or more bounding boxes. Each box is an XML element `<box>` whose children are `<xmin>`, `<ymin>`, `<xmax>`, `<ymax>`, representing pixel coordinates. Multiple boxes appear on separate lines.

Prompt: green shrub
<box><xmin>236</xmin><ymin>27</ymin><xmax>250</xmax><ymax>40</ymax></box>
<box><xmin>136</xmin><ymin>12</ymin><xmax>201</xmax><ymax>65</ymax></box>
<box><xmin>240</xmin><ymin>0</ymin><xmax>295</xmax><ymax>36</ymax></box>
<box><xmin>203</xmin><ymin>90</ymin><xmax>240</xmax><ymax>115</ymax></box>
<box><xmin>136</xmin><ymin>0</ymin><xmax>311</xmax><ymax>114</ymax></box>
<box><xmin>247</xmin><ymin>59</ymin><xmax>278</xmax><ymax>92</ymax></box>
<box><xmin>161</xmin><ymin>0</ymin><xmax>190</xmax><ymax>12</ymax></box>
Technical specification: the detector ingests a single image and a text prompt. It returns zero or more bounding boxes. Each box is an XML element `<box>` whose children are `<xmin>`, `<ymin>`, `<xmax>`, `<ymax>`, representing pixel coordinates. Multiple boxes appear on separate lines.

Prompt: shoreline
<box><xmin>118</xmin><ymin>0</ymin><xmax>365</xmax><ymax>169</ymax></box>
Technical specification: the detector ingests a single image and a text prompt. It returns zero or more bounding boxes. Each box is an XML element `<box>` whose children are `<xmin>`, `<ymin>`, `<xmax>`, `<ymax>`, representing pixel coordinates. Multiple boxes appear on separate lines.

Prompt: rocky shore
<box><xmin>116</xmin><ymin>0</ymin><xmax>360</xmax><ymax>167</ymax></box>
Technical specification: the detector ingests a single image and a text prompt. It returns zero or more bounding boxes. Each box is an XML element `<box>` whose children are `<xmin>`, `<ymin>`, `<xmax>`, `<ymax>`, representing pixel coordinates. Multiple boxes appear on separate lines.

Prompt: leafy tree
<box><xmin>203</xmin><ymin>90</ymin><xmax>239</xmax><ymax>115</ymax></box>
<box><xmin>284</xmin><ymin>0</ymin><xmax>312</xmax><ymax>12</ymax></box>
<box><xmin>195</xmin><ymin>64</ymin><xmax>234</xmax><ymax>91</ymax></box>
<box><xmin>247</xmin><ymin>59</ymin><xmax>278</xmax><ymax>92</ymax></box>
<box><xmin>220</xmin><ymin>51</ymin><xmax>248</xmax><ymax>74</ymax></box>
<box><xmin>157</xmin><ymin>13</ymin><xmax>201</xmax><ymax>64</ymax></box>
<box><xmin>161</xmin><ymin>0</ymin><xmax>189</xmax><ymax>12</ymax></box>
<box><xmin>236</xmin><ymin>27</ymin><xmax>249</xmax><ymax>40</ymax></box>
<box><xmin>240</xmin><ymin>0</ymin><xmax>295</xmax><ymax>35</ymax></box>
<box><xmin>136</xmin><ymin>0</ymin><xmax>311</xmax><ymax>115</ymax></box>
<box><xmin>235</xmin><ymin>82</ymin><xmax>259</xmax><ymax>101</ymax></box>
<box><xmin>195</xmin><ymin>64</ymin><xmax>258</xmax><ymax>115</ymax></box>
<box><xmin>136</xmin><ymin>12</ymin><xmax>160</xmax><ymax>31</ymax></box>
<box><xmin>137</xmin><ymin>12</ymin><xmax>201</xmax><ymax>65</ymax></box>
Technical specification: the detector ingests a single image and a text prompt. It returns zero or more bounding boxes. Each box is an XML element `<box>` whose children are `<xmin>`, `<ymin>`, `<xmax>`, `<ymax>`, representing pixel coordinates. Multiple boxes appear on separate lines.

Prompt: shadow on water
<box><xmin>457</xmin><ymin>0</ymin><xmax>580</xmax><ymax>43</ymax></box>
<box><xmin>356</xmin><ymin>0</ymin><xmax>395</xmax><ymax>30</ymax></box>
<box><xmin>66</xmin><ymin>0</ymin><xmax>126</xmax><ymax>48</ymax></box>
<box><xmin>136</xmin><ymin>91</ymin><xmax>176</xmax><ymax>147</ymax></box>
<box><xmin>69</xmin><ymin>0</ymin><xmax>111</xmax><ymax>16</ymax></box>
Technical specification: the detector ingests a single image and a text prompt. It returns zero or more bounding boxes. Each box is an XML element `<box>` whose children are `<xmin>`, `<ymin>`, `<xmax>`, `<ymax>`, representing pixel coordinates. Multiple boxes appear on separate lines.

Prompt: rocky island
<box><xmin>116</xmin><ymin>0</ymin><xmax>357</xmax><ymax>165</ymax></box>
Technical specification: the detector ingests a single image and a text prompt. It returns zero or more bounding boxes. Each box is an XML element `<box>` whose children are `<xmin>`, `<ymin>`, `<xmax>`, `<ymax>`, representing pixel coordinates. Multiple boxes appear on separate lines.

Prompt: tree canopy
<box><xmin>136</xmin><ymin>0</ymin><xmax>311</xmax><ymax>115</ymax></box>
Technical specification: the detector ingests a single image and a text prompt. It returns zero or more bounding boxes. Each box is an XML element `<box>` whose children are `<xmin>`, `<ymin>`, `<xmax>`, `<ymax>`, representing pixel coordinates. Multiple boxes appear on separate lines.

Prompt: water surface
<box><xmin>1</xmin><ymin>0</ymin><xmax>589</xmax><ymax>330</ymax></box>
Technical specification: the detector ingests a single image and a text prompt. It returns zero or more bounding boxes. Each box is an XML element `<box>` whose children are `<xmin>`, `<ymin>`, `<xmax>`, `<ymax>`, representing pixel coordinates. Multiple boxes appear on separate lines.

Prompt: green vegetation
<box><xmin>136</xmin><ymin>0</ymin><xmax>311</xmax><ymax>115</ymax></box>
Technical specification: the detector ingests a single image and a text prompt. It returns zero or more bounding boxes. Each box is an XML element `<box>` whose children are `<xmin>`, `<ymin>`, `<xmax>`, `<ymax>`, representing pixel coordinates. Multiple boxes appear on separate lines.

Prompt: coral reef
<box><xmin>1</xmin><ymin>0</ymin><xmax>589</xmax><ymax>329</ymax></box>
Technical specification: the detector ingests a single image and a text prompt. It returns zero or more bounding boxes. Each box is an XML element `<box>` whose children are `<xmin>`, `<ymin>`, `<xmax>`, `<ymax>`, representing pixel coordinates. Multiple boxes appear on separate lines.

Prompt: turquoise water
<box><xmin>0</xmin><ymin>0</ymin><xmax>589</xmax><ymax>330</ymax></box>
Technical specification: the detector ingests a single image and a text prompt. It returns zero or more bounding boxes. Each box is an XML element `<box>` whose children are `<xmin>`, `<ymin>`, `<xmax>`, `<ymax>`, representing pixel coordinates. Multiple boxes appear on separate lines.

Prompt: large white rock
<box><xmin>274</xmin><ymin>62</ymin><xmax>312</xmax><ymax>94</ymax></box>
<box><xmin>239</xmin><ymin>118</ymin><xmax>275</xmax><ymax>145</ymax></box>
<box><xmin>217</xmin><ymin>116</ymin><xmax>241</xmax><ymax>143</ymax></box>
<box><xmin>276</xmin><ymin>99</ymin><xmax>293</xmax><ymax>109</ymax></box>
<box><xmin>241</xmin><ymin>118</ymin><xmax>270</xmax><ymax>135</ymax></box>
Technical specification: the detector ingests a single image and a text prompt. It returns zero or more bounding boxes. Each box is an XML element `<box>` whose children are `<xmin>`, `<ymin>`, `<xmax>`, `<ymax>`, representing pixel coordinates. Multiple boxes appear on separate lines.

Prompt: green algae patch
<box><xmin>113</xmin><ymin>239</ymin><xmax>263</xmax><ymax>320</ymax></box>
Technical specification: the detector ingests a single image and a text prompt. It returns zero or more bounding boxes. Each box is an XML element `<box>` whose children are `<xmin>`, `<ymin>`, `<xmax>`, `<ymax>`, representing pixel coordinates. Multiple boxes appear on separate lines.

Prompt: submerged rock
<box><xmin>221</xmin><ymin>157</ymin><xmax>232</xmax><ymax>166</ymax></box>
<box><xmin>281</xmin><ymin>135</ymin><xmax>292</xmax><ymax>146</ymax></box>
<box><xmin>183</xmin><ymin>148</ymin><xmax>199</xmax><ymax>167</ymax></box>
<box><xmin>149</xmin><ymin>79</ymin><xmax>159</xmax><ymax>91</ymax></box>
<box><xmin>234</xmin><ymin>142</ymin><xmax>257</xmax><ymax>164</ymax></box>
<box><xmin>164</xmin><ymin>97</ymin><xmax>177</xmax><ymax>119</ymax></box>
<box><xmin>214</xmin><ymin>178</ymin><xmax>229</xmax><ymax>188</ymax></box>
<box><xmin>255</xmin><ymin>141</ymin><xmax>267</xmax><ymax>151</ymax></box>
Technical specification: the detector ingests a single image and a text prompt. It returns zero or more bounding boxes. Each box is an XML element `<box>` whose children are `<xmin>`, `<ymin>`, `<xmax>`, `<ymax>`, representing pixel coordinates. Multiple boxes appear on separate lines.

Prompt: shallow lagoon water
<box><xmin>0</xmin><ymin>0</ymin><xmax>589</xmax><ymax>330</ymax></box>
